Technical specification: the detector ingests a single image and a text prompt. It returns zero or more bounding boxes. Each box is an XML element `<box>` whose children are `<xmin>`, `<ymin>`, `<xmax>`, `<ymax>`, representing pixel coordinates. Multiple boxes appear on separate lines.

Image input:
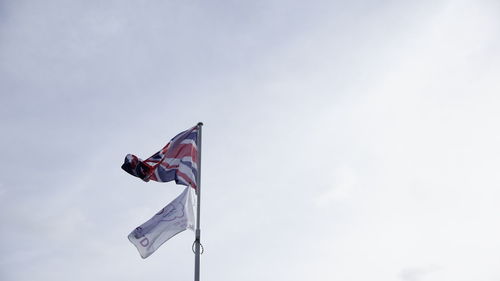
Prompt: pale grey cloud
<box><xmin>400</xmin><ymin>265</ymin><xmax>441</xmax><ymax>281</ymax></box>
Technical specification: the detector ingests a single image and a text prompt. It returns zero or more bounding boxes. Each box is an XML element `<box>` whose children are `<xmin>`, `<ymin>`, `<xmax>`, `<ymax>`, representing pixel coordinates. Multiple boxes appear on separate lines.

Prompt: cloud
<box><xmin>315</xmin><ymin>166</ymin><xmax>358</xmax><ymax>207</ymax></box>
<box><xmin>400</xmin><ymin>265</ymin><xmax>441</xmax><ymax>281</ymax></box>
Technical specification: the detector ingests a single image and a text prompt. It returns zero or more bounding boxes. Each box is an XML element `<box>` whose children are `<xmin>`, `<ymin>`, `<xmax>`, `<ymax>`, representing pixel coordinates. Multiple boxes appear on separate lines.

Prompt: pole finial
<box><xmin>197</xmin><ymin>122</ymin><xmax>204</xmax><ymax>126</ymax></box>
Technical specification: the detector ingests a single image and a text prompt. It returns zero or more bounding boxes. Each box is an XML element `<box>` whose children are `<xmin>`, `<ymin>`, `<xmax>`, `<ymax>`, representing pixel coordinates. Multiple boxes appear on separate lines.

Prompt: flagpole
<box><xmin>194</xmin><ymin>122</ymin><xmax>203</xmax><ymax>281</ymax></box>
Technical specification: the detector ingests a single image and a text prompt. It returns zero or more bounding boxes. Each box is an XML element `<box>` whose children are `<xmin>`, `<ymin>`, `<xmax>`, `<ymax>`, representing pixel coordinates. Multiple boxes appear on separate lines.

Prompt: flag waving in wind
<box><xmin>122</xmin><ymin>123</ymin><xmax>203</xmax><ymax>265</ymax></box>
<box><xmin>128</xmin><ymin>187</ymin><xmax>195</xmax><ymax>258</ymax></box>
<box><xmin>122</xmin><ymin>126</ymin><xmax>199</xmax><ymax>189</ymax></box>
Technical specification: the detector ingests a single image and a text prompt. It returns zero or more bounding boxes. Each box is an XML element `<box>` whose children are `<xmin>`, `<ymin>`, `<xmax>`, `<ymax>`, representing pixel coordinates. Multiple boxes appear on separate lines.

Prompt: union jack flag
<box><xmin>121</xmin><ymin>126</ymin><xmax>199</xmax><ymax>189</ymax></box>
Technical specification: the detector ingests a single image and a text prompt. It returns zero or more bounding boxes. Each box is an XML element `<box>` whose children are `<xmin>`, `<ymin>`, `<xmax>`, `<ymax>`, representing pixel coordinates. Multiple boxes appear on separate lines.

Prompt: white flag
<box><xmin>128</xmin><ymin>187</ymin><xmax>195</xmax><ymax>258</ymax></box>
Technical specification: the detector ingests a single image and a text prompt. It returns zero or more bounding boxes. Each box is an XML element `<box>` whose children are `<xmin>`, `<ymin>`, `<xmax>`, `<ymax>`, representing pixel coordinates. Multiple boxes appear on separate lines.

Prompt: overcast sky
<box><xmin>1</xmin><ymin>0</ymin><xmax>500</xmax><ymax>280</ymax></box>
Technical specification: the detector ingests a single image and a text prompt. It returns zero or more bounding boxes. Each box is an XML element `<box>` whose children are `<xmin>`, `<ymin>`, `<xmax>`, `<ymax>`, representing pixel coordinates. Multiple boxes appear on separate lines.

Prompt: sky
<box><xmin>1</xmin><ymin>0</ymin><xmax>500</xmax><ymax>280</ymax></box>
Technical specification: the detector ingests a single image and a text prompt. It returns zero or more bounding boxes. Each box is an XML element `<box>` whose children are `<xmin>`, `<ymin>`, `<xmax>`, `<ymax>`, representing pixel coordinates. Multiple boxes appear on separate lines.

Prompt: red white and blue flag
<box><xmin>122</xmin><ymin>126</ymin><xmax>199</xmax><ymax>189</ymax></box>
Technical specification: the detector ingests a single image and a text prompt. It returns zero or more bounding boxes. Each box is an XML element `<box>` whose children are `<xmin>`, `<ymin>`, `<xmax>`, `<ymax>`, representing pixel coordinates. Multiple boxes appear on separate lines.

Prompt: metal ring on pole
<box><xmin>192</xmin><ymin>240</ymin><xmax>204</xmax><ymax>255</ymax></box>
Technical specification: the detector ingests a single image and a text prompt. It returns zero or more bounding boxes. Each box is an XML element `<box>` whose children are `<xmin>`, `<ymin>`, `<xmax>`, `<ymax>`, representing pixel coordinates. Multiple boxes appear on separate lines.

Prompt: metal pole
<box><xmin>194</xmin><ymin>122</ymin><xmax>203</xmax><ymax>281</ymax></box>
